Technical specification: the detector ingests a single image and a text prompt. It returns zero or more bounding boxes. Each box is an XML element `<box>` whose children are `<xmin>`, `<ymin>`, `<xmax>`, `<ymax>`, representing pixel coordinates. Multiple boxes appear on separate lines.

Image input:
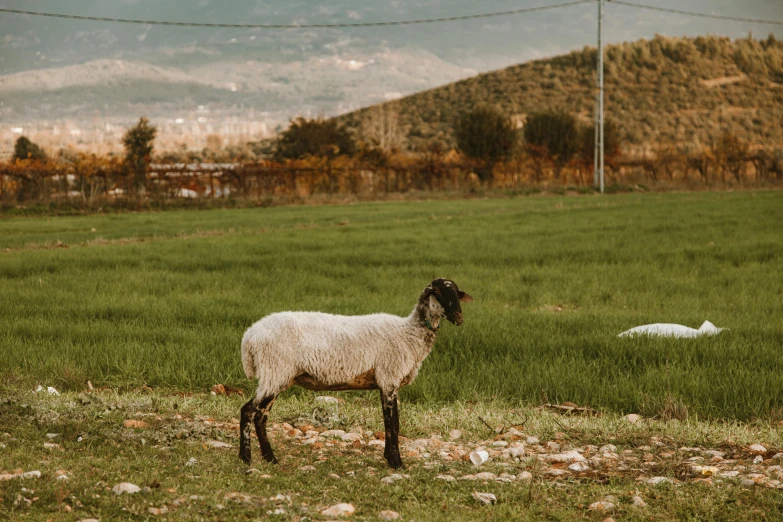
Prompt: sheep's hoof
<box><xmin>262</xmin><ymin>453</ymin><xmax>278</xmax><ymax>464</ymax></box>
<box><xmin>386</xmin><ymin>457</ymin><xmax>403</xmax><ymax>469</ymax></box>
<box><xmin>239</xmin><ymin>449</ymin><xmax>252</xmax><ymax>464</ymax></box>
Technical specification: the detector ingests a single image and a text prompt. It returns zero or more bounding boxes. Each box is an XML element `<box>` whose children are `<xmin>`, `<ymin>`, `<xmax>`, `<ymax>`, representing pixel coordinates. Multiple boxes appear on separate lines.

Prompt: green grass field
<box><xmin>2</xmin><ymin>191</ymin><xmax>782</xmax><ymax>420</ymax></box>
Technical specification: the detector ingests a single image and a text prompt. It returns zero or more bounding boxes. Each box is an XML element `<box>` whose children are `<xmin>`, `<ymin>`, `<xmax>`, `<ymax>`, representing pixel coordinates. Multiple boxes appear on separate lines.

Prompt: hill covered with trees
<box><xmin>339</xmin><ymin>35</ymin><xmax>783</xmax><ymax>152</ymax></box>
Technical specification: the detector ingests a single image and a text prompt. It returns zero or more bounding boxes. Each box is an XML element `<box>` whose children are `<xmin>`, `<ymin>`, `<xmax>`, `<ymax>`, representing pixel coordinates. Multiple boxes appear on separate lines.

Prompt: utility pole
<box><xmin>593</xmin><ymin>95</ymin><xmax>598</xmax><ymax>187</ymax></box>
<box><xmin>595</xmin><ymin>0</ymin><xmax>605</xmax><ymax>193</ymax></box>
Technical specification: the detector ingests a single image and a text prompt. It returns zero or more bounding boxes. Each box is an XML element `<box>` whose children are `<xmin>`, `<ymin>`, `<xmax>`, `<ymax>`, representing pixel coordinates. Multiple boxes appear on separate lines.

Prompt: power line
<box><xmin>610</xmin><ymin>1</ymin><xmax>783</xmax><ymax>26</ymax></box>
<box><xmin>0</xmin><ymin>1</ymin><xmax>595</xmax><ymax>29</ymax></box>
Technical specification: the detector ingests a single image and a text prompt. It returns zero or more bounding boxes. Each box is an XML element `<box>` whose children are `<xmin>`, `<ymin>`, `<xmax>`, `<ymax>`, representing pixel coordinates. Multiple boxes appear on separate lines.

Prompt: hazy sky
<box><xmin>1</xmin><ymin>0</ymin><xmax>782</xmax><ymax>74</ymax></box>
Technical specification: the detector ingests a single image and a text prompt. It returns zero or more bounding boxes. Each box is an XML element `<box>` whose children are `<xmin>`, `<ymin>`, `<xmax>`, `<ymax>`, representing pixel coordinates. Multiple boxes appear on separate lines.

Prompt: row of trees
<box><xmin>255</xmin><ymin>105</ymin><xmax>621</xmax><ymax>188</ymax></box>
<box><xmin>2</xmin><ymin>107</ymin><xmax>781</xmax><ymax>204</ymax></box>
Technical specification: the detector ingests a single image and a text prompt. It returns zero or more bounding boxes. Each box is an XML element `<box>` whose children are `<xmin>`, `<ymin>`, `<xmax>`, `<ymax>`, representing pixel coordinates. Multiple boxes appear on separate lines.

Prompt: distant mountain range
<box><xmin>0</xmin><ymin>49</ymin><xmax>474</xmax><ymax>123</ymax></box>
<box><xmin>1</xmin><ymin>0</ymin><xmax>781</xmax><ymax>130</ymax></box>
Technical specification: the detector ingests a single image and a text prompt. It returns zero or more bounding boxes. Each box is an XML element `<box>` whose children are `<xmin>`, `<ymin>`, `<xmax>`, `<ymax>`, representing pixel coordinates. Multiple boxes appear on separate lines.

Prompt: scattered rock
<box><xmin>225</xmin><ymin>491</ymin><xmax>253</xmax><ymax>503</ymax></box>
<box><xmin>46</xmin><ymin>433</ymin><xmax>59</xmax><ymax>439</ymax></box>
<box><xmin>43</xmin><ymin>442</ymin><xmax>61</xmax><ymax>450</ymax></box>
<box><xmin>315</xmin><ymin>396</ymin><xmax>340</xmax><ymax>405</ymax></box>
<box><xmin>320</xmin><ymin>503</ymin><xmax>355</xmax><ymax>517</ymax></box>
<box><xmin>381</xmin><ymin>473</ymin><xmax>405</xmax><ymax>484</ymax></box>
<box><xmin>148</xmin><ymin>506</ymin><xmax>168</xmax><ymax>515</ymax></box>
<box><xmin>328</xmin><ymin>473</ymin><xmax>341</xmax><ymax>480</ymax></box>
<box><xmin>435</xmin><ymin>475</ymin><xmax>456</xmax><ymax>482</ymax></box>
<box><xmin>588</xmin><ymin>501</ymin><xmax>615</xmax><ymax>512</ymax></box>
<box><xmin>545</xmin><ymin>450</ymin><xmax>586</xmax><ymax>463</ymax></box>
<box><xmin>112</xmin><ymin>482</ymin><xmax>141</xmax><ymax>495</ymax></box>
<box><xmin>509</xmin><ymin>446</ymin><xmax>526</xmax><ymax>457</ymax></box>
<box><xmin>322</xmin><ymin>429</ymin><xmax>346</xmax><ymax>438</ymax></box>
<box><xmin>449</xmin><ymin>429</ymin><xmax>462</xmax><ymax>441</ymax></box>
<box><xmin>123</xmin><ymin>420</ymin><xmax>148</xmax><ymax>429</ymax></box>
<box><xmin>186</xmin><ymin>457</ymin><xmax>197</xmax><ymax>467</ymax></box>
<box><xmin>600</xmin><ymin>444</ymin><xmax>617</xmax><ymax>453</ymax></box>
<box><xmin>632</xmin><ymin>495</ymin><xmax>647</xmax><ymax>508</ymax></box>
<box><xmin>753</xmin><ymin>455</ymin><xmax>764</xmax><ymax>464</ymax></box>
<box><xmin>506</xmin><ymin>427</ymin><xmax>524</xmax><ymax>437</ymax></box>
<box><xmin>569</xmin><ymin>462</ymin><xmax>590</xmax><ymax>472</ymax></box>
<box><xmin>703</xmin><ymin>450</ymin><xmax>724</xmax><ymax>458</ymax></box>
<box><xmin>471</xmin><ymin>491</ymin><xmax>497</xmax><ymax>505</ymax></box>
<box><xmin>378</xmin><ymin>510</ymin><xmax>400</xmax><ymax>520</ymax></box>
<box><xmin>299</xmin><ymin>465</ymin><xmax>317</xmax><ymax>472</ymax></box>
<box><xmin>517</xmin><ymin>471</ymin><xmax>533</xmax><ymax>482</ymax></box>
<box><xmin>749</xmin><ymin>444</ymin><xmax>767</xmax><ymax>454</ymax></box>
<box><xmin>526</xmin><ymin>436</ymin><xmax>540</xmax><ymax>445</ymax></box>
<box><xmin>341</xmin><ymin>433</ymin><xmax>362</xmax><ymax>442</ymax></box>
<box><xmin>623</xmin><ymin>414</ymin><xmax>641</xmax><ymax>424</ymax></box>
<box><xmin>206</xmin><ymin>440</ymin><xmax>232</xmax><ymax>449</ymax></box>
<box><xmin>475</xmin><ymin>472</ymin><xmax>497</xmax><ymax>481</ymax></box>
<box><xmin>648</xmin><ymin>476</ymin><xmax>676</xmax><ymax>486</ymax></box>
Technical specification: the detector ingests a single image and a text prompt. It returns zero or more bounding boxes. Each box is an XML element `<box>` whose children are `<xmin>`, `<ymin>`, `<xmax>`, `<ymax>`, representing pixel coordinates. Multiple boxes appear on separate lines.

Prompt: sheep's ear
<box><xmin>458</xmin><ymin>291</ymin><xmax>473</xmax><ymax>303</ymax></box>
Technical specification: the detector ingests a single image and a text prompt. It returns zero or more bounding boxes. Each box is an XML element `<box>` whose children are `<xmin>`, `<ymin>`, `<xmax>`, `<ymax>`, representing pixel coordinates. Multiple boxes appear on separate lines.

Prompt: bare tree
<box><xmin>360</xmin><ymin>105</ymin><xmax>407</xmax><ymax>152</ymax></box>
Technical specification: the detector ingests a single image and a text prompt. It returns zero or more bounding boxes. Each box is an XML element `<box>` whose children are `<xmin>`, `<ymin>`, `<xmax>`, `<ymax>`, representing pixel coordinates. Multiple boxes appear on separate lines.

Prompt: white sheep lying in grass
<box><xmin>239</xmin><ymin>278</ymin><xmax>473</xmax><ymax>468</ymax></box>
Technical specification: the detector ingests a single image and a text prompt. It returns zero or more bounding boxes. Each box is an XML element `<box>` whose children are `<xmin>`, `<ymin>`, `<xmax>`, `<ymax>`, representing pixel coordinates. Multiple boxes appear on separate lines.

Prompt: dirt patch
<box><xmin>701</xmin><ymin>75</ymin><xmax>746</xmax><ymax>88</ymax></box>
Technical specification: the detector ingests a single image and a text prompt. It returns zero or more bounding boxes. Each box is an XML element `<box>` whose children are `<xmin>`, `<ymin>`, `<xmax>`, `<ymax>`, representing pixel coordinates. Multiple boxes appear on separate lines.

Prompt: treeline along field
<box><xmin>1</xmin><ymin>191</ymin><xmax>782</xmax><ymax>420</ymax></box>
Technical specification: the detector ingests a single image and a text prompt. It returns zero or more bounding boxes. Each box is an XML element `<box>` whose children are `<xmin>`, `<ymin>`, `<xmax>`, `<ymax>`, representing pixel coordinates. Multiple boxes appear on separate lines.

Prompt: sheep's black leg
<box><xmin>239</xmin><ymin>398</ymin><xmax>258</xmax><ymax>464</ymax></box>
<box><xmin>381</xmin><ymin>390</ymin><xmax>403</xmax><ymax>469</ymax></box>
<box><xmin>253</xmin><ymin>395</ymin><xmax>278</xmax><ymax>463</ymax></box>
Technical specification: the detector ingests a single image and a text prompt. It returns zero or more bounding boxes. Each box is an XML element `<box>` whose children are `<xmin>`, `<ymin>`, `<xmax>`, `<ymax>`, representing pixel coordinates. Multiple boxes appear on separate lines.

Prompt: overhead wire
<box><xmin>1</xmin><ymin>1</ymin><xmax>781</xmax><ymax>29</ymax></box>
<box><xmin>609</xmin><ymin>1</ymin><xmax>783</xmax><ymax>26</ymax></box>
<box><xmin>0</xmin><ymin>1</ymin><xmax>595</xmax><ymax>29</ymax></box>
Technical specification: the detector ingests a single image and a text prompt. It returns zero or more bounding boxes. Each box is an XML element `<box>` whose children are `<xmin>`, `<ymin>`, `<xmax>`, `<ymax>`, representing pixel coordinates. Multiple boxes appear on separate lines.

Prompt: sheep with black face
<box><xmin>239</xmin><ymin>278</ymin><xmax>473</xmax><ymax>468</ymax></box>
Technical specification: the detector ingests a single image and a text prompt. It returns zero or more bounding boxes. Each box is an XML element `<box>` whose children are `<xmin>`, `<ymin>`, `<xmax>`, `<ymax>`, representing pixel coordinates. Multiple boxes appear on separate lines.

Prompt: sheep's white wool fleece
<box><xmin>242</xmin><ymin>310</ymin><xmax>435</xmax><ymax>398</ymax></box>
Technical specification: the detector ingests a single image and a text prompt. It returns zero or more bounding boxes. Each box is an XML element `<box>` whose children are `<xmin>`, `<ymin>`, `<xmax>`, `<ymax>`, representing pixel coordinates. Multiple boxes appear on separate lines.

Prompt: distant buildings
<box><xmin>1</xmin><ymin>112</ymin><xmax>275</xmax><ymax>158</ymax></box>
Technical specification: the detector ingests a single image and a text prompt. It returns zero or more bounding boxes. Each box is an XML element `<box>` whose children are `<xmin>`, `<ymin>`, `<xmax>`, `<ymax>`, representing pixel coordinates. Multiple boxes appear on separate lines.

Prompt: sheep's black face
<box><xmin>427</xmin><ymin>278</ymin><xmax>473</xmax><ymax>326</ymax></box>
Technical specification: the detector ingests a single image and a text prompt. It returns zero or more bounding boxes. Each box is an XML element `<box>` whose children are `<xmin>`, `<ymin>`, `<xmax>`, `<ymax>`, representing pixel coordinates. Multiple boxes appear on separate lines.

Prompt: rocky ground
<box><xmin>2</xmin><ymin>387</ymin><xmax>783</xmax><ymax>521</ymax></box>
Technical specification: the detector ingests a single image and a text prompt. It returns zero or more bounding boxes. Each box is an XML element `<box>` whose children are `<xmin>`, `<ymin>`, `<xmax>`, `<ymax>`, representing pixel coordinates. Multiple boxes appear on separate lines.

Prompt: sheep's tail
<box><xmin>241</xmin><ymin>331</ymin><xmax>257</xmax><ymax>379</ymax></box>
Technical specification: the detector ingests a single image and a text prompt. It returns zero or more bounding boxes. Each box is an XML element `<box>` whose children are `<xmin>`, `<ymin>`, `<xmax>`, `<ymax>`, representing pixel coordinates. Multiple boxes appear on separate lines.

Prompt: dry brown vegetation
<box><xmin>1</xmin><ymin>133</ymin><xmax>781</xmax><ymax>210</ymax></box>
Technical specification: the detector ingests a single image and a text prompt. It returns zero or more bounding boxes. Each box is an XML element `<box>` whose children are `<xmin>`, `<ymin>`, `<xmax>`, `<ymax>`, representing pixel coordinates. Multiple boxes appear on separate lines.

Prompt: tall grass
<box><xmin>1</xmin><ymin>191</ymin><xmax>782</xmax><ymax>420</ymax></box>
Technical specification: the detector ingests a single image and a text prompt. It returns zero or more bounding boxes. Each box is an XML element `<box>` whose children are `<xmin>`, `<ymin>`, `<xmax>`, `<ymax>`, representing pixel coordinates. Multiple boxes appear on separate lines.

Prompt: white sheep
<box><xmin>239</xmin><ymin>278</ymin><xmax>473</xmax><ymax>468</ymax></box>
